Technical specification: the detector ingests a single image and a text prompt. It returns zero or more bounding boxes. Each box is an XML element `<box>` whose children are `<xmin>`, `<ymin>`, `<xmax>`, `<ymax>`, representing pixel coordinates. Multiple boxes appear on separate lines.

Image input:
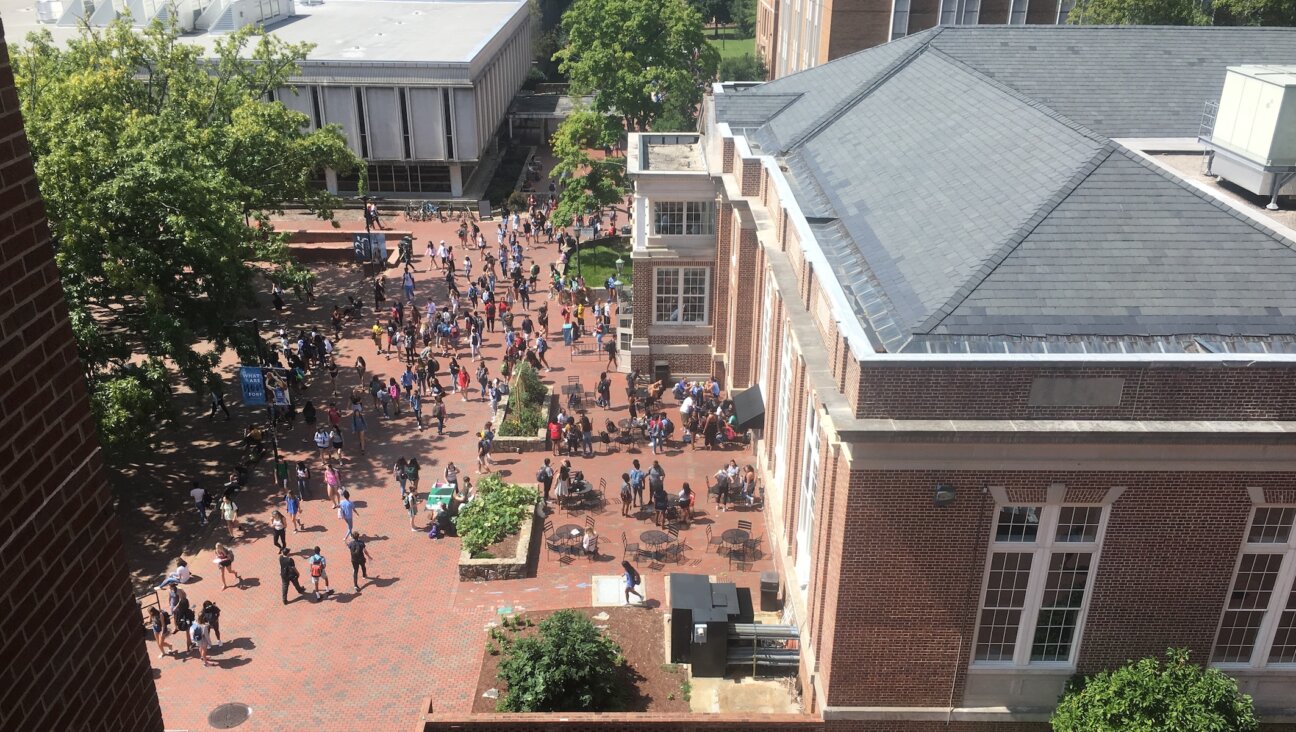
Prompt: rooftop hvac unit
<box><xmin>1199</xmin><ymin>65</ymin><xmax>1296</xmax><ymax>210</ymax></box>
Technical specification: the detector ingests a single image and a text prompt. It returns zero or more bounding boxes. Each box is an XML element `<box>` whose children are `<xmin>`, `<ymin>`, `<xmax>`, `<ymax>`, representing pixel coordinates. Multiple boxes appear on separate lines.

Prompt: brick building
<box><xmin>755</xmin><ymin>0</ymin><xmax>1074</xmax><ymax>80</ymax></box>
<box><xmin>628</xmin><ymin>26</ymin><xmax>1296</xmax><ymax>728</ymax></box>
<box><xmin>0</xmin><ymin>18</ymin><xmax>164</xmax><ymax>732</ymax></box>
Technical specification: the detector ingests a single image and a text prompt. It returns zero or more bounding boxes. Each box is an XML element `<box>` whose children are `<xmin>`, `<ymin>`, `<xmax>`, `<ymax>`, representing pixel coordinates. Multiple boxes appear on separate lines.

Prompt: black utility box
<box><xmin>669</xmin><ymin>573</ymin><xmax>747</xmax><ymax>677</ymax></box>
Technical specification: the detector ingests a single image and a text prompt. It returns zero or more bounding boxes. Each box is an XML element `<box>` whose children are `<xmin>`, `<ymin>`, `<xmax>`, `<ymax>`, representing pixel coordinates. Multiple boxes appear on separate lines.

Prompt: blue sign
<box><xmin>239</xmin><ymin>366</ymin><xmax>266</xmax><ymax>406</ymax></box>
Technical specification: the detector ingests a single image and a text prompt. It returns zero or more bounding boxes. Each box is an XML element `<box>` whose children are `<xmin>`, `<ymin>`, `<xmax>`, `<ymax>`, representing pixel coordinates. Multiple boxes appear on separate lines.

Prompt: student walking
<box><xmin>351</xmin><ymin>409</ymin><xmax>368</xmax><ymax>455</ymax></box>
<box><xmin>325</xmin><ymin>463</ymin><xmax>342</xmax><ymax>508</ymax></box>
<box><xmin>148</xmin><ymin>607</ymin><xmax>174</xmax><ymax>659</ymax></box>
<box><xmin>295</xmin><ymin>461</ymin><xmax>311</xmax><ymax>500</ymax></box>
<box><xmin>190</xmin><ymin>617</ymin><xmax>214</xmax><ymax>667</ymax></box>
<box><xmin>346</xmin><ymin>533</ymin><xmax>374</xmax><ymax>593</ymax></box>
<box><xmin>214</xmin><ymin>543</ymin><xmax>242</xmax><ymax>589</ymax></box>
<box><xmin>338</xmin><ymin>490</ymin><xmax>358</xmax><ymax>539</ymax></box>
<box><xmin>219</xmin><ymin>495</ymin><xmax>239</xmax><ymax>535</ymax></box>
<box><xmin>199</xmin><ymin>600</ymin><xmax>222</xmax><ymax>648</ymax></box>
<box><xmin>621</xmin><ymin>561</ymin><xmax>644</xmax><ymax>605</ymax></box>
<box><xmin>270</xmin><ymin>509</ymin><xmax>287</xmax><ymax>549</ymax></box>
<box><xmin>189</xmin><ymin>480</ymin><xmax>207</xmax><ymax>527</ymax></box>
<box><xmin>308</xmin><ymin>546</ymin><xmax>332</xmax><ymax>600</ymax></box>
<box><xmin>284</xmin><ymin>490</ymin><xmax>304</xmax><ymax>532</ymax></box>
<box><xmin>279</xmin><ymin>547</ymin><xmax>306</xmax><ymax>605</ymax></box>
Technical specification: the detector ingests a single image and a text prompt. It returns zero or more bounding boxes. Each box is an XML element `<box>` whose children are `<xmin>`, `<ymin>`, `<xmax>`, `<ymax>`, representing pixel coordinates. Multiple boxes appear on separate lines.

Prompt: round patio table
<box><xmin>720</xmin><ymin>528</ymin><xmax>750</xmax><ymax>556</ymax></box>
<box><xmin>555</xmin><ymin>523</ymin><xmax>584</xmax><ymax>552</ymax></box>
<box><xmin>640</xmin><ymin>529</ymin><xmax>670</xmax><ymax>559</ymax></box>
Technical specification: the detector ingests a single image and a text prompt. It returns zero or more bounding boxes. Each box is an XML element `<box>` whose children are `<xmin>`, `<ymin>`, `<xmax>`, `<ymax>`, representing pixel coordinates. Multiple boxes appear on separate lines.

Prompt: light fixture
<box><xmin>615</xmin><ymin>256</ymin><xmax>625</xmax><ymax>277</ymax></box>
<box><xmin>933</xmin><ymin>484</ymin><xmax>956</xmax><ymax>507</ymax></box>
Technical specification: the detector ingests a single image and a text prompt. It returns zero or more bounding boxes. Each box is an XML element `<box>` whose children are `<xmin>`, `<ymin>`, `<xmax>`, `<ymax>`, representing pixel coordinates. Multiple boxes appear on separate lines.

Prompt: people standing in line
<box><xmin>279</xmin><ymin>547</ymin><xmax>306</xmax><ymax>605</ymax></box>
<box><xmin>622</xmin><ymin>561</ymin><xmax>644</xmax><ymax>605</ymax></box>
<box><xmin>200</xmin><ymin>600</ymin><xmax>222</xmax><ymax>648</ymax></box>
<box><xmin>308</xmin><ymin>546</ymin><xmax>332</xmax><ymax>601</ymax></box>
<box><xmin>219</xmin><ymin>494</ymin><xmax>239</xmax><ymax>535</ymax></box>
<box><xmin>148</xmin><ymin>607</ymin><xmax>175</xmax><ymax>659</ymax></box>
<box><xmin>338</xmin><ymin>490</ymin><xmax>358</xmax><ymax>539</ymax></box>
<box><xmin>270</xmin><ymin>509</ymin><xmax>287</xmax><ymax>549</ymax></box>
<box><xmin>214</xmin><ymin>542</ymin><xmax>242</xmax><ymax>589</ymax></box>
<box><xmin>346</xmin><ymin>533</ymin><xmax>374</xmax><ymax>593</ymax></box>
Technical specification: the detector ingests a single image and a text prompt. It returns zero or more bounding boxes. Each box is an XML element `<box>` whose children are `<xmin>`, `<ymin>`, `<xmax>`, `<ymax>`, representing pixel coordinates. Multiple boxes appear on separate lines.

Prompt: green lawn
<box><xmin>572</xmin><ymin>237</ymin><xmax>632</xmax><ymax>288</ymax></box>
<box><xmin>707</xmin><ymin>35</ymin><xmax>755</xmax><ymax>61</ymax></box>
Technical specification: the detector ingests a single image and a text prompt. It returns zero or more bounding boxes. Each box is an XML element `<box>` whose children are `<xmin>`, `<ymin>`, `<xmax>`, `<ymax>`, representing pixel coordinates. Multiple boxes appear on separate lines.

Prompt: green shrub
<box><xmin>499</xmin><ymin>363</ymin><xmax>550</xmax><ymax>436</ymax></box>
<box><xmin>1052</xmin><ymin>648</ymin><xmax>1257</xmax><ymax>732</ymax></box>
<box><xmin>496</xmin><ymin>610</ymin><xmax>624</xmax><ymax>712</ymax></box>
<box><xmin>454</xmin><ymin>475</ymin><xmax>539</xmax><ymax>555</ymax></box>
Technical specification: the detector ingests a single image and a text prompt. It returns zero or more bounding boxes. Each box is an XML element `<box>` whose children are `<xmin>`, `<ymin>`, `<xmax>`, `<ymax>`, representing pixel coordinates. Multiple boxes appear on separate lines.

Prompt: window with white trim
<box><xmin>653</xmin><ymin>201</ymin><xmax>714</xmax><ymax>236</ymax></box>
<box><xmin>653</xmin><ymin>267</ymin><xmax>710</xmax><ymax>324</ymax></box>
<box><xmin>1212</xmin><ymin>506</ymin><xmax>1296</xmax><ymax>667</ymax></box>
<box><xmin>972</xmin><ymin>503</ymin><xmax>1108</xmax><ymax>666</ymax></box>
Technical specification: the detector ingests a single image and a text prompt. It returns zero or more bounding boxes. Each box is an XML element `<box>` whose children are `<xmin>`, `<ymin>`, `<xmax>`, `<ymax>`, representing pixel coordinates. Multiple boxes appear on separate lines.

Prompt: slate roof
<box><xmin>712</xmin><ymin>25</ymin><xmax>1296</xmax><ymax>353</ymax></box>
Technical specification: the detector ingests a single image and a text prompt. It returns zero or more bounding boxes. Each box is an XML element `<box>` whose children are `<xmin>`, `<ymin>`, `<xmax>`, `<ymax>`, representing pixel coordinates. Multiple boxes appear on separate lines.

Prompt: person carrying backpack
<box><xmin>190</xmin><ymin>617</ymin><xmax>213</xmax><ymax>667</ymax></box>
<box><xmin>308</xmin><ymin>546</ymin><xmax>332</xmax><ymax>601</ymax></box>
<box><xmin>621</xmin><ymin>561</ymin><xmax>644</xmax><ymax>605</ymax></box>
<box><xmin>346</xmin><ymin>534</ymin><xmax>374</xmax><ymax>593</ymax></box>
<box><xmin>536</xmin><ymin>458</ymin><xmax>554</xmax><ymax>503</ymax></box>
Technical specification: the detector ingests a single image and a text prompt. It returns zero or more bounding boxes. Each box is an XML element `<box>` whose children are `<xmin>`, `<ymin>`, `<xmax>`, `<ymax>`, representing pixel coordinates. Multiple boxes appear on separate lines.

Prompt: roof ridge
<box><xmin>915</xmin><ymin>145</ymin><xmax>1117</xmax><ymax>336</ymax></box>
<box><xmin>782</xmin><ymin>29</ymin><xmax>943</xmax><ymax>153</ymax></box>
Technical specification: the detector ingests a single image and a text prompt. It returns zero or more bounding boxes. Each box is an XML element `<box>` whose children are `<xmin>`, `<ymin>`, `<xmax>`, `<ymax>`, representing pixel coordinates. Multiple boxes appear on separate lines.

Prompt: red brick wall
<box><xmin>0</xmin><ymin>21</ymin><xmax>164</xmax><ymax>732</ymax></box>
<box><xmin>422</xmin><ymin>714</ymin><xmax>823</xmax><ymax>731</ymax></box>
<box><xmin>821</xmin><ymin>469</ymin><xmax>1289</xmax><ymax>709</ymax></box>
<box><xmin>855</xmin><ymin>364</ymin><xmax>1296</xmax><ymax>420</ymax></box>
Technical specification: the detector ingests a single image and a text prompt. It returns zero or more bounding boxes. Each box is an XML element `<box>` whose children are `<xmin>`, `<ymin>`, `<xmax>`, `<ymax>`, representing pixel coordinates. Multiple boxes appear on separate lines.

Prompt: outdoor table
<box><xmin>554</xmin><ymin>524</ymin><xmax>584</xmax><ymax>552</ymax></box>
<box><xmin>561</xmin><ymin>383</ymin><xmax>583</xmax><ymax>396</ymax></box>
<box><xmin>720</xmin><ymin>528</ymin><xmax>750</xmax><ymax>556</ymax></box>
<box><xmin>424</xmin><ymin>481</ymin><xmax>455</xmax><ymax>511</ymax></box>
<box><xmin>640</xmin><ymin>529</ymin><xmax>671</xmax><ymax>559</ymax></box>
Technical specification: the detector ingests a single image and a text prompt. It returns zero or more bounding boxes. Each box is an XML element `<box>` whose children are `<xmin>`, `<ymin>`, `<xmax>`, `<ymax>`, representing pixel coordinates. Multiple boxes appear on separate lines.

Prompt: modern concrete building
<box><xmin>9</xmin><ymin>0</ymin><xmax>534</xmax><ymax>196</ymax></box>
<box><xmin>629</xmin><ymin>25</ymin><xmax>1296</xmax><ymax>729</ymax></box>
<box><xmin>755</xmin><ymin>0</ymin><xmax>1074</xmax><ymax>79</ymax></box>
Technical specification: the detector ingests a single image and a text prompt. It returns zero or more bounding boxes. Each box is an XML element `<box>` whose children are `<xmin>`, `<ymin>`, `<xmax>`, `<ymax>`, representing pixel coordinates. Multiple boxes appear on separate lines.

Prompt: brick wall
<box><xmin>820</xmin><ymin>469</ymin><xmax>1289</xmax><ymax>709</ymax></box>
<box><xmin>422</xmin><ymin>714</ymin><xmax>824</xmax><ymax>731</ymax></box>
<box><xmin>0</xmin><ymin>21</ymin><xmax>164</xmax><ymax>732</ymax></box>
<box><xmin>1025</xmin><ymin>0</ymin><xmax>1059</xmax><ymax>23</ymax></box>
<box><xmin>824</xmin><ymin>0</ymin><xmax>892</xmax><ymax>62</ymax></box>
<box><xmin>855</xmin><ymin>364</ymin><xmax>1296</xmax><ymax>421</ymax></box>
<box><xmin>741</xmin><ymin>156</ymin><xmax>762</xmax><ymax>197</ymax></box>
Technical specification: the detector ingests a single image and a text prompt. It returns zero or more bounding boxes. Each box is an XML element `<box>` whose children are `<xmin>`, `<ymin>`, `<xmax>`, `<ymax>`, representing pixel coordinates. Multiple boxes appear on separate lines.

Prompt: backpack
<box><xmin>628</xmin><ymin>567</ymin><xmax>641</xmax><ymax>586</ymax></box>
<box><xmin>349</xmin><ymin>541</ymin><xmax>366</xmax><ymax>563</ymax></box>
<box><xmin>310</xmin><ymin>558</ymin><xmax>324</xmax><ymax>578</ymax></box>
<box><xmin>536</xmin><ymin>467</ymin><xmax>548</xmax><ymax>482</ymax></box>
<box><xmin>190</xmin><ymin>623</ymin><xmax>205</xmax><ymax>644</ymax></box>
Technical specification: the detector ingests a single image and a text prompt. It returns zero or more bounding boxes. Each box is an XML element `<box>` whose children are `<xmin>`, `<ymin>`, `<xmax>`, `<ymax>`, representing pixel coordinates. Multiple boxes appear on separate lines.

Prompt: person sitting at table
<box><xmin>431</xmin><ymin>501</ymin><xmax>452</xmax><ymax>538</ymax></box>
<box><xmin>582</xmin><ymin>529</ymin><xmax>598</xmax><ymax>559</ymax></box>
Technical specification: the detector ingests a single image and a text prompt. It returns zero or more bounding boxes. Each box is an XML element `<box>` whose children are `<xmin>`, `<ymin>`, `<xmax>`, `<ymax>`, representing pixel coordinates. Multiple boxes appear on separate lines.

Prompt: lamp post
<box><xmin>614</xmin><ymin>256</ymin><xmax>625</xmax><ymax>279</ymax></box>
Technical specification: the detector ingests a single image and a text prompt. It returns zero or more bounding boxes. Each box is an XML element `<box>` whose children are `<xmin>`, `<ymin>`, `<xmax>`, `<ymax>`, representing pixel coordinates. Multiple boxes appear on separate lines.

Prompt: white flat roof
<box><xmin>0</xmin><ymin>0</ymin><xmax>526</xmax><ymax>65</ymax></box>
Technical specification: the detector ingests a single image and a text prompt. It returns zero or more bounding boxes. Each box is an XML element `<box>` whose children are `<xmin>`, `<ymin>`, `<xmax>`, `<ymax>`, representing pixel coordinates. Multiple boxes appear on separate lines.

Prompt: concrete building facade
<box><xmin>0</xmin><ymin>18</ymin><xmax>165</xmax><ymax>732</ymax></box>
<box><xmin>756</xmin><ymin>0</ymin><xmax>1074</xmax><ymax>79</ymax></box>
<box><xmin>629</xmin><ymin>26</ymin><xmax>1296</xmax><ymax>728</ymax></box>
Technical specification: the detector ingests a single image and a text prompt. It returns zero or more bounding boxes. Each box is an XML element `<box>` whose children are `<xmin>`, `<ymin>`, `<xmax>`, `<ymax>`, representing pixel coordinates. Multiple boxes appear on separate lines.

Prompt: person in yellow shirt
<box><xmin>371</xmin><ymin>321</ymin><xmax>384</xmax><ymax>352</ymax></box>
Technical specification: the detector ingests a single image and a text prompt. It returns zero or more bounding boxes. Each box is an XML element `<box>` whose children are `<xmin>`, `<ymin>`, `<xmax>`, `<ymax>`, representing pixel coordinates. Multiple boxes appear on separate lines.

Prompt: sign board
<box><xmin>239</xmin><ymin>366</ymin><xmax>266</xmax><ymax>406</ymax></box>
<box><xmin>478</xmin><ymin>199</ymin><xmax>492</xmax><ymax>221</ymax></box>
<box><xmin>352</xmin><ymin>233</ymin><xmax>372</xmax><ymax>262</ymax></box>
<box><xmin>272</xmin><ymin>386</ymin><xmax>290</xmax><ymax>407</ymax></box>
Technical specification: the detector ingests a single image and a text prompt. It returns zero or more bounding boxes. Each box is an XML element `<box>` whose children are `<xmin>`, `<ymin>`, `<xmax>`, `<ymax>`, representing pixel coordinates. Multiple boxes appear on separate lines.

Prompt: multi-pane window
<box><xmin>653</xmin><ymin>267</ymin><xmax>709</xmax><ymax>324</ymax></box>
<box><xmin>973</xmin><ymin>503</ymin><xmax>1108</xmax><ymax>667</ymax></box>
<box><xmin>653</xmin><ymin>201</ymin><xmax>713</xmax><ymax>236</ymax></box>
<box><xmin>1213</xmin><ymin>507</ymin><xmax>1296</xmax><ymax>667</ymax></box>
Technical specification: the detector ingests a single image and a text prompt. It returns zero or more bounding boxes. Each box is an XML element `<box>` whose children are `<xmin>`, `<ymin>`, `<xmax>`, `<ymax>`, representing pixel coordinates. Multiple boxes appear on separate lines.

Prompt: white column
<box><xmin>449</xmin><ymin>164</ymin><xmax>463</xmax><ymax>197</ymax></box>
<box><xmin>325</xmin><ymin>168</ymin><xmax>338</xmax><ymax>194</ymax></box>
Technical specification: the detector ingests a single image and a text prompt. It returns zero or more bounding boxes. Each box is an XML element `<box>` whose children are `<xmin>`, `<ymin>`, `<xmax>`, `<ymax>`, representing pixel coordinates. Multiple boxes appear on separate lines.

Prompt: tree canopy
<box><xmin>1213</xmin><ymin>0</ymin><xmax>1296</xmax><ymax>25</ymax></box>
<box><xmin>1068</xmin><ymin>0</ymin><xmax>1209</xmax><ymax>24</ymax></box>
<box><xmin>496</xmin><ymin>610</ymin><xmax>624</xmax><ymax>711</ymax></box>
<box><xmin>13</xmin><ymin>19</ymin><xmax>359</xmax><ymax>449</ymax></box>
<box><xmin>554</xmin><ymin>0</ymin><xmax>719</xmax><ymax>131</ymax></box>
<box><xmin>1051</xmin><ymin>648</ymin><xmax>1259</xmax><ymax>732</ymax></box>
<box><xmin>548</xmin><ymin>107</ymin><xmax>627</xmax><ymax>229</ymax></box>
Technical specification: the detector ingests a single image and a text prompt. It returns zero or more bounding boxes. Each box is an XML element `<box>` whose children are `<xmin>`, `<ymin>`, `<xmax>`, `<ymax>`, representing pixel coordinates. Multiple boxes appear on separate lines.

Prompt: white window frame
<box><xmin>772</xmin><ymin>328</ymin><xmax>794</xmax><ymax>488</ymax></box>
<box><xmin>971</xmin><ymin>502</ymin><xmax>1110</xmax><ymax>669</ymax></box>
<box><xmin>757</xmin><ymin>277</ymin><xmax>775</xmax><ymax>394</ymax></box>
<box><xmin>794</xmin><ymin>392</ymin><xmax>819</xmax><ymax>589</ymax></box>
<box><xmin>652</xmin><ymin>201</ymin><xmax>713</xmax><ymax>236</ymax></box>
<box><xmin>653</xmin><ymin>267</ymin><xmax>710</xmax><ymax>325</ymax></box>
<box><xmin>1211</xmin><ymin>505</ymin><xmax>1296</xmax><ymax>669</ymax></box>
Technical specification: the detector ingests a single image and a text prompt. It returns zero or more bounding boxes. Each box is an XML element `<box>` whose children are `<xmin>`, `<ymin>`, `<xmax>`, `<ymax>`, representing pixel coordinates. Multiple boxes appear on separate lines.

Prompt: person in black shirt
<box><xmin>279</xmin><ymin>547</ymin><xmax>306</xmax><ymax>605</ymax></box>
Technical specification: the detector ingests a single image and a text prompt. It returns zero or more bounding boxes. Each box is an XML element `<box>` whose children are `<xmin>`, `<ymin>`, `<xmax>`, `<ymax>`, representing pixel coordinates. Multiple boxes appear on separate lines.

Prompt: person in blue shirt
<box><xmin>338</xmin><ymin>490</ymin><xmax>358</xmax><ymax>540</ymax></box>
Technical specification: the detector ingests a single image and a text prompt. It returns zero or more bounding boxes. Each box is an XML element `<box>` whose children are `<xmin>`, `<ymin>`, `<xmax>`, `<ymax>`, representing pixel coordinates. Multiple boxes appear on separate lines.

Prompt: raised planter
<box><xmin>493</xmin><ymin>389</ymin><xmax>557</xmax><ymax>454</ymax></box>
<box><xmin>458</xmin><ymin>500</ymin><xmax>542</xmax><ymax>582</ymax></box>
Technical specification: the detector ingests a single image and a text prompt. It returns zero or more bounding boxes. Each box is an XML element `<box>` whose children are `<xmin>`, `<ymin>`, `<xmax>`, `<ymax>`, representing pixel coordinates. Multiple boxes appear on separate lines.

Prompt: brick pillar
<box><xmin>712</xmin><ymin>203</ymin><xmax>734</xmax><ymax>359</ymax></box>
<box><xmin>726</xmin><ymin>226</ymin><xmax>760</xmax><ymax>389</ymax></box>
<box><xmin>0</xmin><ymin>20</ymin><xmax>164</xmax><ymax>732</ymax></box>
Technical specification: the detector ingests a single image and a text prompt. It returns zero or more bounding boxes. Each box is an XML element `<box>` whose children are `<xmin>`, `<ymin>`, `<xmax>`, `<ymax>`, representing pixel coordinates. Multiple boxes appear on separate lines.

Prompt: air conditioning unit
<box><xmin>1200</xmin><ymin>65</ymin><xmax>1296</xmax><ymax>209</ymax></box>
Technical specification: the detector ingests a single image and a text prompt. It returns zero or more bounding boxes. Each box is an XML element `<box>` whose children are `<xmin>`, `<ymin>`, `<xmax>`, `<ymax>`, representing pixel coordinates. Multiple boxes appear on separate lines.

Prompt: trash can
<box><xmin>562</xmin><ymin>323</ymin><xmax>573</xmax><ymax>346</ymax></box>
<box><xmin>760</xmin><ymin>571</ymin><xmax>780</xmax><ymax>612</ymax></box>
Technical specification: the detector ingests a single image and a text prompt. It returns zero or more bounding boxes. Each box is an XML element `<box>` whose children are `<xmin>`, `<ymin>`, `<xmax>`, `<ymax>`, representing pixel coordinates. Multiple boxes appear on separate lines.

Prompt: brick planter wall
<box><xmin>420</xmin><ymin>712</ymin><xmax>823</xmax><ymax>731</ymax></box>
<box><xmin>492</xmin><ymin>390</ymin><xmax>556</xmax><ymax>453</ymax></box>
<box><xmin>457</xmin><ymin>500</ymin><xmax>542</xmax><ymax>581</ymax></box>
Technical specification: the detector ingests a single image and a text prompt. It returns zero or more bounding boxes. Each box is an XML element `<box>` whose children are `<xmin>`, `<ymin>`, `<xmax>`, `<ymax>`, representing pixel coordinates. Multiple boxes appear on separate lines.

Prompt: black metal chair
<box><xmin>542</xmin><ymin>520</ymin><xmax>558</xmax><ymax>560</ymax></box>
<box><xmin>621</xmin><ymin>531</ymin><xmax>639</xmax><ymax>561</ymax></box>
<box><xmin>704</xmin><ymin>525</ymin><xmax>724</xmax><ymax>554</ymax></box>
<box><xmin>665</xmin><ymin>525</ymin><xmax>684</xmax><ymax>563</ymax></box>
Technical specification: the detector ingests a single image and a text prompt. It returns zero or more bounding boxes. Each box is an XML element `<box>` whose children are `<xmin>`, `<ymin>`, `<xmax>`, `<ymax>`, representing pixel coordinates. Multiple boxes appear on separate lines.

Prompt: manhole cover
<box><xmin>208</xmin><ymin>703</ymin><xmax>252</xmax><ymax>728</ymax></box>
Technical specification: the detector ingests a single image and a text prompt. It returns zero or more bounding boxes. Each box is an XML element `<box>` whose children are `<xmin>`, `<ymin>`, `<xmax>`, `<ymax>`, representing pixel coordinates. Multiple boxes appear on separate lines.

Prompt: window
<box><xmin>771</xmin><ymin>326</ymin><xmax>793</xmax><ymax>486</ymax></box>
<box><xmin>972</xmin><ymin>503</ymin><xmax>1108</xmax><ymax>667</ymax></box>
<box><xmin>653</xmin><ymin>267</ymin><xmax>710</xmax><ymax>324</ymax></box>
<box><xmin>1212</xmin><ymin>507</ymin><xmax>1296</xmax><ymax>667</ymax></box>
<box><xmin>795</xmin><ymin>393</ymin><xmax>819</xmax><ymax>588</ymax></box>
<box><xmin>653</xmin><ymin>201</ymin><xmax>714</xmax><ymax>236</ymax></box>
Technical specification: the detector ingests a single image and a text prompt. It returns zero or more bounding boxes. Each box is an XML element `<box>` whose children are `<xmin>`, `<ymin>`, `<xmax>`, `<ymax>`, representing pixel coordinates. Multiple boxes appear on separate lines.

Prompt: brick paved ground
<box><xmin>130</xmin><ymin>189</ymin><xmax>774</xmax><ymax>731</ymax></box>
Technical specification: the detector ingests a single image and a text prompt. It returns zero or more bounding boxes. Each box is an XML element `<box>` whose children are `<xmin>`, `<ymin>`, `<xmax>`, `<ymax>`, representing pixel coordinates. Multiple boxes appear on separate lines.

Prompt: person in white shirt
<box><xmin>189</xmin><ymin>481</ymin><xmax>207</xmax><ymax>526</ymax></box>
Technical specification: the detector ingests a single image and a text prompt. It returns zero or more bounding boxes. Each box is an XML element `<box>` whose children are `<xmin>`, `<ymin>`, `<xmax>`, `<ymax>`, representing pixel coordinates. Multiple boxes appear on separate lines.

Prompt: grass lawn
<box><xmin>573</xmin><ymin>237</ymin><xmax>632</xmax><ymax>287</ymax></box>
<box><xmin>707</xmin><ymin>35</ymin><xmax>755</xmax><ymax>61</ymax></box>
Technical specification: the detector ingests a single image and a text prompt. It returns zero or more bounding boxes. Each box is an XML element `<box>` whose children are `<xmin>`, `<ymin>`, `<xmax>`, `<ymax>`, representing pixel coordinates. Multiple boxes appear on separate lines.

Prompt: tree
<box><xmin>719</xmin><ymin>53</ymin><xmax>767</xmax><ymax>82</ymax></box>
<box><xmin>1213</xmin><ymin>0</ymin><xmax>1296</xmax><ymax>25</ymax></box>
<box><xmin>549</xmin><ymin>107</ymin><xmax>627</xmax><ymax>228</ymax></box>
<box><xmin>731</xmin><ymin>0</ymin><xmax>758</xmax><ymax>37</ymax></box>
<box><xmin>496</xmin><ymin>610</ymin><xmax>625</xmax><ymax>711</ymax></box>
<box><xmin>13</xmin><ymin>19</ymin><xmax>359</xmax><ymax>450</ymax></box>
<box><xmin>555</xmin><ymin>0</ymin><xmax>719</xmax><ymax>131</ymax></box>
<box><xmin>1052</xmin><ymin>648</ymin><xmax>1259</xmax><ymax>732</ymax></box>
<box><xmin>1067</xmin><ymin>0</ymin><xmax>1209</xmax><ymax>24</ymax></box>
